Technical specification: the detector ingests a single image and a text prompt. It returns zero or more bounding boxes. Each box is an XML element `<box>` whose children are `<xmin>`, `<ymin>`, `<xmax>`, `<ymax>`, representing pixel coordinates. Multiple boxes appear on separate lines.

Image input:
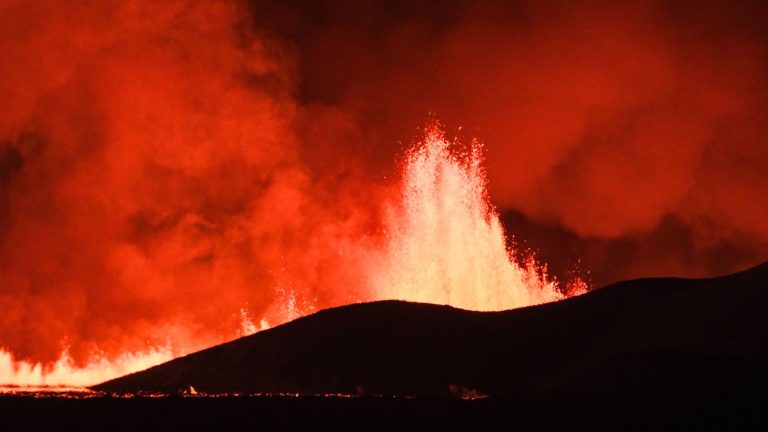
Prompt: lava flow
<box><xmin>0</xmin><ymin>346</ymin><xmax>171</xmax><ymax>387</ymax></box>
<box><xmin>370</xmin><ymin>124</ymin><xmax>569</xmax><ymax>311</ymax></box>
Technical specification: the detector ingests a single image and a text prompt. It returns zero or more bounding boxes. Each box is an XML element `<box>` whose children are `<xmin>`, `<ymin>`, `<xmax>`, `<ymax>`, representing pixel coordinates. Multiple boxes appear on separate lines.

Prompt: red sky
<box><xmin>1</xmin><ymin>0</ymin><xmax>767</xmax><ymax>364</ymax></box>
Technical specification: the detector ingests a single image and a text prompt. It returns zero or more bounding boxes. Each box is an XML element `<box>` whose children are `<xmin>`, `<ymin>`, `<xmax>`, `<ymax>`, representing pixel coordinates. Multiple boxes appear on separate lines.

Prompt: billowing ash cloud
<box><xmin>263</xmin><ymin>0</ymin><xmax>768</xmax><ymax>285</ymax></box>
<box><xmin>0</xmin><ymin>0</ymin><xmax>376</xmax><ymax>364</ymax></box>
<box><xmin>1</xmin><ymin>0</ymin><xmax>767</xmax><ymax>366</ymax></box>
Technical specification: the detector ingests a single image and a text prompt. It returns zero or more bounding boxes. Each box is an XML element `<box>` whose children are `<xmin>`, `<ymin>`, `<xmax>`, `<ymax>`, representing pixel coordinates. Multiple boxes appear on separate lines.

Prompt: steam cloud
<box><xmin>1</xmin><ymin>0</ymin><xmax>768</xmax><ymax>366</ymax></box>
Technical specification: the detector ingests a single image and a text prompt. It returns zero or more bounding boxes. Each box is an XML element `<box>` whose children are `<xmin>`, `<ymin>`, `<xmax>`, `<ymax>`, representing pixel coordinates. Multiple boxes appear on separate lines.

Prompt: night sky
<box><xmin>1</xmin><ymin>0</ymin><xmax>767</xmax><ymax>366</ymax></box>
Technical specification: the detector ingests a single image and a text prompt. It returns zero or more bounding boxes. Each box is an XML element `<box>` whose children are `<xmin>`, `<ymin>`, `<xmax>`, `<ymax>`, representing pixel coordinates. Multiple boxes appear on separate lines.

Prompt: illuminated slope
<box><xmin>94</xmin><ymin>262</ymin><xmax>768</xmax><ymax>396</ymax></box>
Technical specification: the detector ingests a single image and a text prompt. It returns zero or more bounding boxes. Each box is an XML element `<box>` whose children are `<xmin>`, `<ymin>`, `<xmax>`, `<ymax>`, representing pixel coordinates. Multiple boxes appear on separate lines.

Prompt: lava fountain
<box><xmin>370</xmin><ymin>124</ymin><xmax>566</xmax><ymax>311</ymax></box>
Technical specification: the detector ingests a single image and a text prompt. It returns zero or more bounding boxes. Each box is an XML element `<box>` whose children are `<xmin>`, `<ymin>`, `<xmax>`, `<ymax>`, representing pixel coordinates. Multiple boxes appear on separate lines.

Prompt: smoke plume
<box><xmin>0</xmin><ymin>0</ymin><xmax>374</xmax><ymax>365</ymax></box>
<box><xmin>261</xmin><ymin>0</ymin><xmax>768</xmax><ymax>285</ymax></box>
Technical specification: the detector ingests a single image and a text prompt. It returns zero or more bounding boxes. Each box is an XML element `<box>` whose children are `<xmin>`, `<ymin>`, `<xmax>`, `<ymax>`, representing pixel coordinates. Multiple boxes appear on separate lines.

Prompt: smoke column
<box><xmin>0</xmin><ymin>0</ymin><xmax>367</xmax><ymax>373</ymax></box>
<box><xmin>263</xmin><ymin>0</ymin><xmax>768</xmax><ymax>286</ymax></box>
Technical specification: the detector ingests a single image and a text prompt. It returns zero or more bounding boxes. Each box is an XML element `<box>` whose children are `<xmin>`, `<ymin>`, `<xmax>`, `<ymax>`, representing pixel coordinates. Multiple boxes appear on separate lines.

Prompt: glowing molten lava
<box><xmin>371</xmin><ymin>125</ymin><xmax>564</xmax><ymax>311</ymax></box>
<box><xmin>0</xmin><ymin>347</ymin><xmax>171</xmax><ymax>387</ymax></box>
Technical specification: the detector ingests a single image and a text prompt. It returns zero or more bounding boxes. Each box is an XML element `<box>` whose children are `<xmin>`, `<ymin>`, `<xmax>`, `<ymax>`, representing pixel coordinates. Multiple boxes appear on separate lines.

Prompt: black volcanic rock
<box><xmin>93</xmin><ymin>263</ymin><xmax>768</xmax><ymax>397</ymax></box>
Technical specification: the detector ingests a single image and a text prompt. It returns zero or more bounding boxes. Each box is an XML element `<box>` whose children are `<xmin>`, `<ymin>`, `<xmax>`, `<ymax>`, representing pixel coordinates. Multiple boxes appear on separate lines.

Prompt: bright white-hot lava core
<box><xmin>371</xmin><ymin>124</ymin><xmax>566</xmax><ymax>311</ymax></box>
<box><xmin>0</xmin><ymin>124</ymin><xmax>581</xmax><ymax>388</ymax></box>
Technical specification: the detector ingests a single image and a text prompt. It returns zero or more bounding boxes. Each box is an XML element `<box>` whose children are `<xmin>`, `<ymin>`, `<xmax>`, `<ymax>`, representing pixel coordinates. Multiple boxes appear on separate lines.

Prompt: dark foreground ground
<box><xmin>5</xmin><ymin>263</ymin><xmax>768</xmax><ymax>430</ymax></box>
<box><xmin>95</xmin><ymin>263</ymin><xmax>768</xmax><ymax>398</ymax></box>
<box><xmin>1</xmin><ymin>392</ymin><xmax>766</xmax><ymax>431</ymax></box>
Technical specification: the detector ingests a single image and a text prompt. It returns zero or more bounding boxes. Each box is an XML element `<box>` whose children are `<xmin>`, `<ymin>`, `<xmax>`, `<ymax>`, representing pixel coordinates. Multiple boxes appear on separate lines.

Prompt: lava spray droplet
<box><xmin>370</xmin><ymin>123</ymin><xmax>565</xmax><ymax>311</ymax></box>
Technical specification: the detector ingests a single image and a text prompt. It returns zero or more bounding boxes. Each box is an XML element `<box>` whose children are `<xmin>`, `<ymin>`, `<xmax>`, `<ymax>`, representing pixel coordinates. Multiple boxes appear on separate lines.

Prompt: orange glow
<box><xmin>0</xmin><ymin>347</ymin><xmax>171</xmax><ymax>387</ymax></box>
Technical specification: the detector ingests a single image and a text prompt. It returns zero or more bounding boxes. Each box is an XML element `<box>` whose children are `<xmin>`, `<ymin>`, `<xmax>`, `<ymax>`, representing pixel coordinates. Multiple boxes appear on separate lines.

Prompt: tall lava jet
<box><xmin>370</xmin><ymin>125</ymin><xmax>566</xmax><ymax>311</ymax></box>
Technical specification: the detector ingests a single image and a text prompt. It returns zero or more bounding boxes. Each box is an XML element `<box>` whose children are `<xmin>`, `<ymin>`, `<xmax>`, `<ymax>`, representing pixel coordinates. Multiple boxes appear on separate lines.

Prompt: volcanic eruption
<box><xmin>1</xmin><ymin>119</ymin><xmax>572</xmax><ymax>386</ymax></box>
<box><xmin>370</xmin><ymin>124</ymin><xmax>569</xmax><ymax>311</ymax></box>
<box><xmin>1</xmin><ymin>1</ymin><xmax>768</xmax><ymax>409</ymax></box>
